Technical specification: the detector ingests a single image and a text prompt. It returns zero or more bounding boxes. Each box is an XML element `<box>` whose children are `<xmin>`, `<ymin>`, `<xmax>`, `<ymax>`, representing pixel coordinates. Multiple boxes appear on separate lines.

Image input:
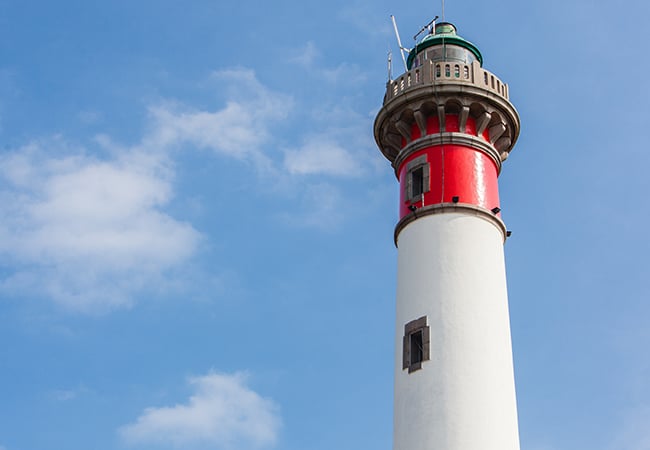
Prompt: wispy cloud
<box><xmin>287</xmin><ymin>41</ymin><xmax>366</xmax><ymax>86</ymax></box>
<box><xmin>275</xmin><ymin>183</ymin><xmax>345</xmax><ymax>231</ymax></box>
<box><xmin>49</xmin><ymin>385</ymin><xmax>90</xmax><ymax>401</ymax></box>
<box><xmin>143</xmin><ymin>68</ymin><xmax>292</xmax><ymax>174</ymax></box>
<box><xmin>289</xmin><ymin>41</ymin><xmax>319</xmax><ymax>68</ymax></box>
<box><xmin>119</xmin><ymin>372</ymin><xmax>281</xmax><ymax>450</ymax></box>
<box><xmin>0</xmin><ymin>141</ymin><xmax>201</xmax><ymax>313</ymax></box>
<box><xmin>283</xmin><ymin>103</ymin><xmax>381</xmax><ymax>179</ymax></box>
<box><xmin>284</xmin><ymin>136</ymin><xmax>364</xmax><ymax>177</ymax></box>
<box><xmin>0</xmin><ymin>68</ymin><xmax>381</xmax><ymax>313</ymax></box>
<box><xmin>0</xmin><ymin>69</ymin><xmax>298</xmax><ymax>313</ymax></box>
<box><xmin>320</xmin><ymin>62</ymin><xmax>367</xmax><ymax>85</ymax></box>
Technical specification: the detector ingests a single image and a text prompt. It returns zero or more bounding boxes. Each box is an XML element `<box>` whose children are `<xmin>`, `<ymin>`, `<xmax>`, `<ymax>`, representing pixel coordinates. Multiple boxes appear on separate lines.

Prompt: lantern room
<box><xmin>407</xmin><ymin>22</ymin><xmax>483</xmax><ymax>70</ymax></box>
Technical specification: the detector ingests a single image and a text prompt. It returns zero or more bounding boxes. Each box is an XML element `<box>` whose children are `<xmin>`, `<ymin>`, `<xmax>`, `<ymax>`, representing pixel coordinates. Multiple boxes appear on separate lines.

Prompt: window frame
<box><xmin>403</xmin><ymin>316</ymin><xmax>430</xmax><ymax>373</ymax></box>
<box><xmin>404</xmin><ymin>155</ymin><xmax>430</xmax><ymax>204</ymax></box>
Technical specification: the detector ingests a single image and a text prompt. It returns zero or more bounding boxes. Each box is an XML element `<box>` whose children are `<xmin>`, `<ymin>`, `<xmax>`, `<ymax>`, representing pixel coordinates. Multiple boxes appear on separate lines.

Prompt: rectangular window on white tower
<box><xmin>405</xmin><ymin>155</ymin><xmax>430</xmax><ymax>204</ymax></box>
<box><xmin>403</xmin><ymin>316</ymin><xmax>430</xmax><ymax>373</ymax></box>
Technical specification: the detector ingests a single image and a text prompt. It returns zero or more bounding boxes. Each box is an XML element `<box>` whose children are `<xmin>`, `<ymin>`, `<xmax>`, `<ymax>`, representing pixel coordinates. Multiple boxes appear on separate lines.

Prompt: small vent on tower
<box><xmin>403</xmin><ymin>316</ymin><xmax>430</xmax><ymax>373</ymax></box>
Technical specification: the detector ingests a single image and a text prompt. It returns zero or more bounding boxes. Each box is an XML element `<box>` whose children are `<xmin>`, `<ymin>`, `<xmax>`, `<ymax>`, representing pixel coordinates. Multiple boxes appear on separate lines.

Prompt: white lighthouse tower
<box><xmin>374</xmin><ymin>21</ymin><xmax>521</xmax><ymax>450</ymax></box>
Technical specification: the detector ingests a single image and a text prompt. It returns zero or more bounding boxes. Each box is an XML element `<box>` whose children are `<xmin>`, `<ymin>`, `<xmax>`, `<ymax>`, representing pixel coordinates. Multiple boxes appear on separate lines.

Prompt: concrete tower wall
<box><xmin>394</xmin><ymin>214</ymin><xmax>519</xmax><ymax>450</ymax></box>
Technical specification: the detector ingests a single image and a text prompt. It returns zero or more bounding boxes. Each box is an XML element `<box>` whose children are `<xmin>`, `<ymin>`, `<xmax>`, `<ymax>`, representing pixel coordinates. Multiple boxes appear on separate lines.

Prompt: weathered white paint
<box><xmin>394</xmin><ymin>212</ymin><xmax>519</xmax><ymax>450</ymax></box>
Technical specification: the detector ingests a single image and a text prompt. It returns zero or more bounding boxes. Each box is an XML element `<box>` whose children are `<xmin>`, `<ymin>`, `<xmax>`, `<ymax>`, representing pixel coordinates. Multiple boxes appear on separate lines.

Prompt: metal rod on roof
<box><xmin>413</xmin><ymin>16</ymin><xmax>439</xmax><ymax>41</ymax></box>
<box><xmin>391</xmin><ymin>15</ymin><xmax>408</xmax><ymax>72</ymax></box>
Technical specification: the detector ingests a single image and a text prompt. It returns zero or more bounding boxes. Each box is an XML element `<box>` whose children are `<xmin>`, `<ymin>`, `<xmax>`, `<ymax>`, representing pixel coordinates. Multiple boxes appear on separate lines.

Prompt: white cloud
<box><xmin>284</xmin><ymin>136</ymin><xmax>363</xmax><ymax>177</ymax></box>
<box><xmin>144</xmin><ymin>100</ymin><xmax>274</xmax><ymax>172</ymax></box>
<box><xmin>0</xmin><ymin>70</ymin><xmax>293</xmax><ymax>313</ymax></box>
<box><xmin>0</xmin><ymin>67</ymin><xmax>382</xmax><ymax>312</ymax></box>
<box><xmin>142</xmin><ymin>68</ymin><xmax>292</xmax><ymax>174</ymax></box>
<box><xmin>119</xmin><ymin>372</ymin><xmax>281</xmax><ymax>450</ymax></box>
<box><xmin>49</xmin><ymin>385</ymin><xmax>89</xmax><ymax>401</ymax></box>
<box><xmin>276</xmin><ymin>183</ymin><xmax>344</xmax><ymax>231</ymax></box>
<box><xmin>286</xmin><ymin>39</ymin><xmax>366</xmax><ymax>86</ymax></box>
<box><xmin>0</xmin><ymin>141</ymin><xmax>201</xmax><ymax>313</ymax></box>
<box><xmin>282</xmin><ymin>105</ymin><xmax>381</xmax><ymax>178</ymax></box>
<box><xmin>320</xmin><ymin>62</ymin><xmax>367</xmax><ymax>85</ymax></box>
<box><xmin>289</xmin><ymin>41</ymin><xmax>319</xmax><ymax>68</ymax></box>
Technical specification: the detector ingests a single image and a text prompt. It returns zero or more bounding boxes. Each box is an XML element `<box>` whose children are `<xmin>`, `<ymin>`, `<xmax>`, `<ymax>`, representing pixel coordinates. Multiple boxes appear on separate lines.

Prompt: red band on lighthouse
<box><xmin>397</xmin><ymin>144</ymin><xmax>500</xmax><ymax>219</ymax></box>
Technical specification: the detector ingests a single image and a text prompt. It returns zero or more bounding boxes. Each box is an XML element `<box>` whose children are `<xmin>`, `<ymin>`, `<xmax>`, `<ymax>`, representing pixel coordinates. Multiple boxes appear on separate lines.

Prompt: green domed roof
<box><xmin>406</xmin><ymin>22</ymin><xmax>483</xmax><ymax>69</ymax></box>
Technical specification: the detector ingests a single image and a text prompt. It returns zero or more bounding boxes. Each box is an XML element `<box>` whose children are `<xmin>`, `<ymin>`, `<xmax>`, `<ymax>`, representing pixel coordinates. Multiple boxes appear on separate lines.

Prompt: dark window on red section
<box><xmin>411</xmin><ymin>167</ymin><xmax>424</xmax><ymax>198</ymax></box>
<box><xmin>405</xmin><ymin>155</ymin><xmax>430</xmax><ymax>204</ymax></box>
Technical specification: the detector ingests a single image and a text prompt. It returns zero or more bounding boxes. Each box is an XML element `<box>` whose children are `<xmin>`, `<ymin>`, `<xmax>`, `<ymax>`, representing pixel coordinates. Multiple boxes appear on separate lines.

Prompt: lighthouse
<box><xmin>374</xmin><ymin>21</ymin><xmax>521</xmax><ymax>450</ymax></box>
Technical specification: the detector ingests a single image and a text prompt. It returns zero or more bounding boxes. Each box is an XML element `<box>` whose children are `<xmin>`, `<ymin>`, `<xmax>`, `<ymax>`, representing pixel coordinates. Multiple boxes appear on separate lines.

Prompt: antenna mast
<box><xmin>390</xmin><ymin>15</ymin><xmax>408</xmax><ymax>72</ymax></box>
<box><xmin>413</xmin><ymin>16</ymin><xmax>439</xmax><ymax>41</ymax></box>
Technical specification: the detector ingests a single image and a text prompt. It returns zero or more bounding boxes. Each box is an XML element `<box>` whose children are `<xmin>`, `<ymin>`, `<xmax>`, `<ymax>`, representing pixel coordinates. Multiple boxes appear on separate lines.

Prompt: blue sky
<box><xmin>0</xmin><ymin>0</ymin><xmax>649</xmax><ymax>449</ymax></box>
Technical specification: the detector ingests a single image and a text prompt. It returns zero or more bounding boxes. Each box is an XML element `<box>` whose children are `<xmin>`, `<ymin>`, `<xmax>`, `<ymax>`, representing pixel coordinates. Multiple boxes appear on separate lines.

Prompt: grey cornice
<box><xmin>381</xmin><ymin>83</ymin><xmax>517</xmax><ymax>121</ymax></box>
<box><xmin>376</xmin><ymin>84</ymin><xmax>519</xmax><ymax>137</ymax></box>
<box><xmin>373</xmin><ymin>74</ymin><xmax>521</xmax><ymax>164</ymax></box>
<box><xmin>392</xmin><ymin>132</ymin><xmax>502</xmax><ymax>175</ymax></box>
<box><xmin>394</xmin><ymin>203</ymin><xmax>507</xmax><ymax>246</ymax></box>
